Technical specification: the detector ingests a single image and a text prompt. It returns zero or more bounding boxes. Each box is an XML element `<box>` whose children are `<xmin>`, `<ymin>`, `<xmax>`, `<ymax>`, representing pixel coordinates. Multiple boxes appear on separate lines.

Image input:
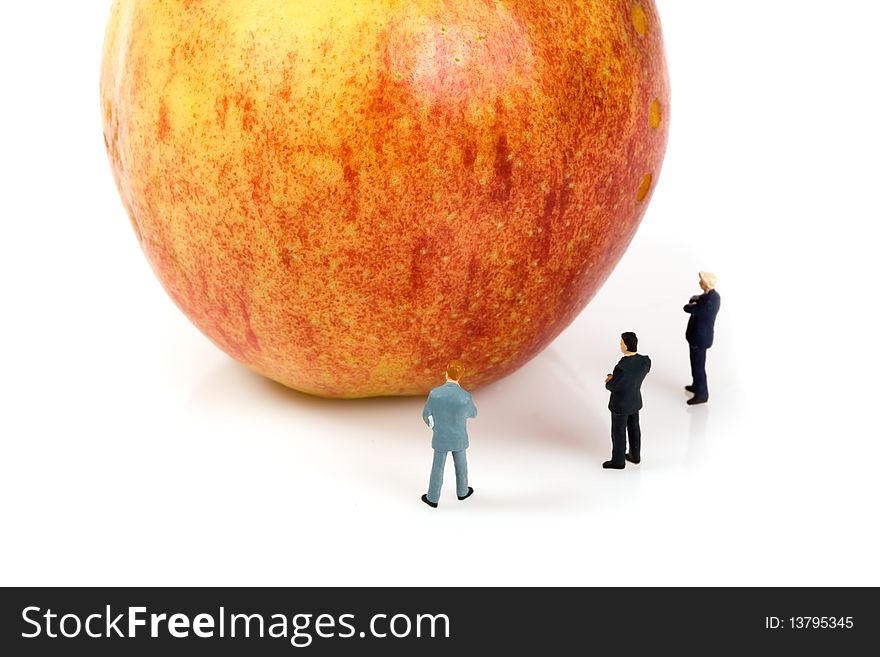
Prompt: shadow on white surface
<box><xmin>186</xmin><ymin>346</ymin><xmax>611</xmax><ymax>507</ymax></box>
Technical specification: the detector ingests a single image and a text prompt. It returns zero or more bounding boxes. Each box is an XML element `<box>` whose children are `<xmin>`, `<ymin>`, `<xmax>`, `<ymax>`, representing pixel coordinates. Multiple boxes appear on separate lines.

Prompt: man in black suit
<box><xmin>604</xmin><ymin>332</ymin><xmax>651</xmax><ymax>469</ymax></box>
<box><xmin>684</xmin><ymin>272</ymin><xmax>721</xmax><ymax>405</ymax></box>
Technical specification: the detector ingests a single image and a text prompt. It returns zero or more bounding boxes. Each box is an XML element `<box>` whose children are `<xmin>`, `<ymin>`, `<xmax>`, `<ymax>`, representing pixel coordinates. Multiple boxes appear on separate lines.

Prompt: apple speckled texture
<box><xmin>101</xmin><ymin>0</ymin><xmax>670</xmax><ymax>398</ymax></box>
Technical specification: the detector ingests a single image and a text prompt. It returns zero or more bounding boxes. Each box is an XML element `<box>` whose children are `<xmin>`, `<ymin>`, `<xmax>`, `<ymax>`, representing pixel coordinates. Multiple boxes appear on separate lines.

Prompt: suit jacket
<box><xmin>606</xmin><ymin>354</ymin><xmax>652</xmax><ymax>415</ymax></box>
<box><xmin>422</xmin><ymin>382</ymin><xmax>477</xmax><ymax>452</ymax></box>
<box><xmin>684</xmin><ymin>289</ymin><xmax>721</xmax><ymax>348</ymax></box>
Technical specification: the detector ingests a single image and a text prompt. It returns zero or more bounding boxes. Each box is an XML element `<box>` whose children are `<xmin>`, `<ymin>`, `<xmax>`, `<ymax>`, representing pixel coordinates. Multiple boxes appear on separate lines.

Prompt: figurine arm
<box><xmin>685</xmin><ymin>293</ymin><xmax>708</xmax><ymax>314</ymax></box>
<box><xmin>605</xmin><ymin>365</ymin><xmax>625</xmax><ymax>392</ymax></box>
<box><xmin>422</xmin><ymin>398</ymin><xmax>434</xmax><ymax>428</ymax></box>
<box><xmin>467</xmin><ymin>395</ymin><xmax>477</xmax><ymax>419</ymax></box>
<box><xmin>684</xmin><ymin>296</ymin><xmax>705</xmax><ymax>314</ymax></box>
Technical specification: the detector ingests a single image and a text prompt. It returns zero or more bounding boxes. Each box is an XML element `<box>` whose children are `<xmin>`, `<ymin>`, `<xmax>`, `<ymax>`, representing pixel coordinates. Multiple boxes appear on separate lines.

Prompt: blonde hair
<box><xmin>699</xmin><ymin>271</ymin><xmax>717</xmax><ymax>289</ymax></box>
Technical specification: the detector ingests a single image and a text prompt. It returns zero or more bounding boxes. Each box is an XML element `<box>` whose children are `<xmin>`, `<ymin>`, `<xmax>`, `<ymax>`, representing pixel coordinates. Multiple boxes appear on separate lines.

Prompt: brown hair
<box><xmin>446</xmin><ymin>359</ymin><xmax>464</xmax><ymax>382</ymax></box>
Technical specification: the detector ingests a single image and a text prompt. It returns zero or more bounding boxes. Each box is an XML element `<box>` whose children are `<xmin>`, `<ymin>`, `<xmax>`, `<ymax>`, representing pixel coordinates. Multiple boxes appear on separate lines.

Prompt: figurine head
<box><xmin>445</xmin><ymin>359</ymin><xmax>464</xmax><ymax>383</ymax></box>
<box><xmin>699</xmin><ymin>271</ymin><xmax>717</xmax><ymax>292</ymax></box>
<box><xmin>621</xmin><ymin>332</ymin><xmax>638</xmax><ymax>354</ymax></box>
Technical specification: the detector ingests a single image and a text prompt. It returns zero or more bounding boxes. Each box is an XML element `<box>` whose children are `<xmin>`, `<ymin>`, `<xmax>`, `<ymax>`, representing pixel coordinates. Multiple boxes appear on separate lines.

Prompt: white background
<box><xmin>1</xmin><ymin>2</ymin><xmax>878</xmax><ymax>586</ymax></box>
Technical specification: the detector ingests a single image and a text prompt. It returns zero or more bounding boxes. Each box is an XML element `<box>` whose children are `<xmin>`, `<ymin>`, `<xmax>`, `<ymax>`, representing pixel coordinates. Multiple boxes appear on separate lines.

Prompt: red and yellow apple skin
<box><xmin>100</xmin><ymin>0</ymin><xmax>669</xmax><ymax>398</ymax></box>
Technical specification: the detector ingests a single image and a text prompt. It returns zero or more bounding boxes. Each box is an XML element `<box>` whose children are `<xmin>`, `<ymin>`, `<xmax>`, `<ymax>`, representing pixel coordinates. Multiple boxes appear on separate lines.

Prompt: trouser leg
<box><xmin>611</xmin><ymin>413</ymin><xmax>627</xmax><ymax>465</ymax></box>
<box><xmin>427</xmin><ymin>450</ymin><xmax>447</xmax><ymax>503</ymax></box>
<box><xmin>690</xmin><ymin>345</ymin><xmax>708</xmax><ymax>399</ymax></box>
<box><xmin>627</xmin><ymin>412</ymin><xmax>641</xmax><ymax>460</ymax></box>
<box><xmin>452</xmin><ymin>450</ymin><xmax>469</xmax><ymax>498</ymax></box>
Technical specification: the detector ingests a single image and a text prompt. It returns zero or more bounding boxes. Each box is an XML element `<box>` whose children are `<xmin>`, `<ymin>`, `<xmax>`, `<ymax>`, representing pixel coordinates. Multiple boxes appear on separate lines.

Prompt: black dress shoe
<box><xmin>458</xmin><ymin>487</ymin><xmax>474</xmax><ymax>501</ymax></box>
<box><xmin>602</xmin><ymin>460</ymin><xmax>625</xmax><ymax>469</ymax></box>
<box><xmin>687</xmin><ymin>396</ymin><xmax>708</xmax><ymax>405</ymax></box>
<box><xmin>625</xmin><ymin>453</ymin><xmax>640</xmax><ymax>464</ymax></box>
<box><xmin>685</xmin><ymin>385</ymin><xmax>695</xmax><ymax>392</ymax></box>
<box><xmin>421</xmin><ymin>494</ymin><xmax>438</xmax><ymax>508</ymax></box>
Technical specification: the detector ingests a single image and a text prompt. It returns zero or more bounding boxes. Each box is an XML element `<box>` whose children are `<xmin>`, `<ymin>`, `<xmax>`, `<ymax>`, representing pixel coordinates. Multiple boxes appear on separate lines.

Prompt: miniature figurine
<box><xmin>421</xmin><ymin>360</ymin><xmax>477</xmax><ymax>508</ymax></box>
<box><xmin>604</xmin><ymin>332</ymin><xmax>651</xmax><ymax>469</ymax></box>
<box><xmin>683</xmin><ymin>272</ymin><xmax>721</xmax><ymax>405</ymax></box>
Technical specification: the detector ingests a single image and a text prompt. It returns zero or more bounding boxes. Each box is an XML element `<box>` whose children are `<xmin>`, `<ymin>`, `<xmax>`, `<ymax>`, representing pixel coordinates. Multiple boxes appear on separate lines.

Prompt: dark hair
<box><xmin>621</xmin><ymin>332</ymin><xmax>638</xmax><ymax>352</ymax></box>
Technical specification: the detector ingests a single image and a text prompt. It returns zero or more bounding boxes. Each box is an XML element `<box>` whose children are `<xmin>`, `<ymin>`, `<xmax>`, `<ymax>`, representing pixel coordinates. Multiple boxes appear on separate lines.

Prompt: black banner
<box><xmin>0</xmin><ymin>588</ymin><xmax>875</xmax><ymax>655</ymax></box>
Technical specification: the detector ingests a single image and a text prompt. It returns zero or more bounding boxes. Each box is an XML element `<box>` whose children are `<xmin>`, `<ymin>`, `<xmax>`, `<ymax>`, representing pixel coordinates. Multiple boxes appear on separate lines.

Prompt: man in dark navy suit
<box><xmin>604</xmin><ymin>332</ymin><xmax>651</xmax><ymax>469</ymax></box>
<box><xmin>684</xmin><ymin>272</ymin><xmax>721</xmax><ymax>405</ymax></box>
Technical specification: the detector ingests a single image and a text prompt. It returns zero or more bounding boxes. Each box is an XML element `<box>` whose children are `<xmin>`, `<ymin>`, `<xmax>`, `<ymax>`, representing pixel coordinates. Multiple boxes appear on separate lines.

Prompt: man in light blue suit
<box><xmin>421</xmin><ymin>360</ymin><xmax>477</xmax><ymax>508</ymax></box>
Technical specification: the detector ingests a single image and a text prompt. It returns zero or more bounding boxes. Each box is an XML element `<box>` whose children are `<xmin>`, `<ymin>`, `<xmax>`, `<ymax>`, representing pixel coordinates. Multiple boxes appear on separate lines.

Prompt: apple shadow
<box><xmin>189</xmin><ymin>345</ymin><xmax>609</xmax><ymax>449</ymax></box>
<box><xmin>186</xmin><ymin>344</ymin><xmax>613</xmax><ymax>508</ymax></box>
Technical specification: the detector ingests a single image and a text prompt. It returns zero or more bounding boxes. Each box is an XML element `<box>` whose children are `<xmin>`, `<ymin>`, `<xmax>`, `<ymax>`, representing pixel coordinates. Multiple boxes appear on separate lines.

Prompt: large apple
<box><xmin>101</xmin><ymin>0</ymin><xmax>669</xmax><ymax>398</ymax></box>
